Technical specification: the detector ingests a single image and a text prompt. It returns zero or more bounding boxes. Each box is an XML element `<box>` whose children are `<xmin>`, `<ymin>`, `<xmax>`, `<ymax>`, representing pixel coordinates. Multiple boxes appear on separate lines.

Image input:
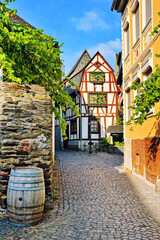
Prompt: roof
<box><xmin>69</xmin><ymin>51</ymin><xmax>115</xmax><ymax>88</ymax></box>
<box><xmin>106</xmin><ymin>125</ymin><xmax>123</xmax><ymax>134</ymax></box>
<box><xmin>70</xmin><ymin>72</ymin><xmax>84</xmax><ymax>89</ymax></box>
<box><xmin>67</xmin><ymin>50</ymin><xmax>91</xmax><ymax>78</ymax></box>
<box><xmin>111</xmin><ymin>0</ymin><xmax>128</xmax><ymax>13</ymax></box>
<box><xmin>10</xmin><ymin>15</ymin><xmax>36</xmax><ymax>29</ymax></box>
<box><xmin>66</xmin><ymin>50</ymin><xmax>119</xmax><ymax>96</ymax></box>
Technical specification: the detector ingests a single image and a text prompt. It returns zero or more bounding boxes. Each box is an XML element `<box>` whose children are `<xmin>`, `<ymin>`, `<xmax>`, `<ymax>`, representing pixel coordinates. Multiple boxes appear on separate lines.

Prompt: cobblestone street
<box><xmin>1</xmin><ymin>150</ymin><xmax>160</xmax><ymax>239</ymax></box>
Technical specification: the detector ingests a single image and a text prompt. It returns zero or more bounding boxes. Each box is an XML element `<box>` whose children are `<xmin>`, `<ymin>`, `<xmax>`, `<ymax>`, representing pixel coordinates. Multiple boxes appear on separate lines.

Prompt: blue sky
<box><xmin>9</xmin><ymin>0</ymin><xmax>122</xmax><ymax>75</ymax></box>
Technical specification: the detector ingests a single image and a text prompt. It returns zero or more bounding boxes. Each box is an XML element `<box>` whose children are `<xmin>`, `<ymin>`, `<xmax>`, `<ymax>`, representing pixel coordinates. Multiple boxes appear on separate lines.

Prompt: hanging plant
<box><xmin>0</xmin><ymin>0</ymin><xmax>80</xmax><ymax>136</ymax></box>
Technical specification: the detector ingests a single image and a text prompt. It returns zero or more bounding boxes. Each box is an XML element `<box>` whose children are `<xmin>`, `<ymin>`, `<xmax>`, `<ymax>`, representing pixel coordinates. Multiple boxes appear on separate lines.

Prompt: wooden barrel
<box><xmin>7</xmin><ymin>167</ymin><xmax>45</xmax><ymax>226</ymax></box>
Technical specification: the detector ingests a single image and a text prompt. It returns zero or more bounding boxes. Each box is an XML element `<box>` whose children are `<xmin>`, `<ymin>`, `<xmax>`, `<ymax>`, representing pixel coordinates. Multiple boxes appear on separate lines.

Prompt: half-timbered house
<box><xmin>61</xmin><ymin>50</ymin><xmax>120</xmax><ymax>151</ymax></box>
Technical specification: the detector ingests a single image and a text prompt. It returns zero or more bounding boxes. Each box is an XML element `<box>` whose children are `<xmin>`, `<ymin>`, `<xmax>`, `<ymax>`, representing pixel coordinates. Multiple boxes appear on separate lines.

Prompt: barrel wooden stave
<box><xmin>7</xmin><ymin>167</ymin><xmax>45</xmax><ymax>225</ymax></box>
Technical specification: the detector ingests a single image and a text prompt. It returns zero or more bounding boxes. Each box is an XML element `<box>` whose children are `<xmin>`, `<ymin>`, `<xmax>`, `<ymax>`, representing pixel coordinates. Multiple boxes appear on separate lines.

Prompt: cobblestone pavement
<box><xmin>1</xmin><ymin>150</ymin><xmax>160</xmax><ymax>240</ymax></box>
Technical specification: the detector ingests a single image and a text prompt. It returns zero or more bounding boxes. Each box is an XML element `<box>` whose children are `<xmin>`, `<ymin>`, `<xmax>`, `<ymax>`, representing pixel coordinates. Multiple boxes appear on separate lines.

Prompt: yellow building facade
<box><xmin>112</xmin><ymin>0</ymin><xmax>160</xmax><ymax>184</ymax></box>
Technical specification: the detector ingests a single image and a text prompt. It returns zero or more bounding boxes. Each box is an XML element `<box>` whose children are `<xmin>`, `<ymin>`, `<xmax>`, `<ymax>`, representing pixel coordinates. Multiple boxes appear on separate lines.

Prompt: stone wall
<box><xmin>0</xmin><ymin>82</ymin><xmax>53</xmax><ymax>208</ymax></box>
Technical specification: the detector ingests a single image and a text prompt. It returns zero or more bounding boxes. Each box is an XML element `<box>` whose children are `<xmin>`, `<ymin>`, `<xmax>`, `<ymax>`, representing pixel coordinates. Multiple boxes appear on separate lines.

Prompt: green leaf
<box><xmin>0</xmin><ymin>0</ymin><xmax>79</xmax><ymax>134</ymax></box>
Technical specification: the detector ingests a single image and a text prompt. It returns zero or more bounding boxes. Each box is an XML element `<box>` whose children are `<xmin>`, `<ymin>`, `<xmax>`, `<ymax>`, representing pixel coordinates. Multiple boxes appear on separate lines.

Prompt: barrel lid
<box><xmin>10</xmin><ymin>167</ymin><xmax>43</xmax><ymax>175</ymax></box>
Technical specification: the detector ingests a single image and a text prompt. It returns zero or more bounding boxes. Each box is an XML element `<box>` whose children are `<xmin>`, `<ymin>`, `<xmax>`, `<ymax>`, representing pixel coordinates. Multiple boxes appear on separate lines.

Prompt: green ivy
<box><xmin>0</xmin><ymin>0</ymin><xmax>80</xmax><ymax>136</ymax></box>
<box><xmin>126</xmin><ymin>12</ymin><xmax>160</xmax><ymax>127</ymax></box>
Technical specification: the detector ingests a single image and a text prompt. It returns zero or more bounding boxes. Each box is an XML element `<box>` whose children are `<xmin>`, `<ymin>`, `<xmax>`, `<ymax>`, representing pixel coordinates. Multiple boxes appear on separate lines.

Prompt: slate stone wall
<box><xmin>0</xmin><ymin>82</ymin><xmax>53</xmax><ymax>208</ymax></box>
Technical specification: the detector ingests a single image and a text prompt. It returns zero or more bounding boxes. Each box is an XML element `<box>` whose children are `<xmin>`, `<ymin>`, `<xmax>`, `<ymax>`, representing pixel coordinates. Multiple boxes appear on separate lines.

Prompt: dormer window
<box><xmin>90</xmin><ymin>72</ymin><xmax>105</xmax><ymax>84</ymax></box>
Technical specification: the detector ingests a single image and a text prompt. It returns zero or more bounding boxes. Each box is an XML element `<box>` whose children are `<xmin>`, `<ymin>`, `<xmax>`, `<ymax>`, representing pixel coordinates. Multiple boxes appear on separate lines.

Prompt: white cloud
<box><xmin>88</xmin><ymin>38</ymin><xmax>122</xmax><ymax>69</ymax></box>
<box><xmin>72</xmin><ymin>11</ymin><xmax>110</xmax><ymax>31</ymax></box>
<box><xmin>107</xmin><ymin>38</ymin><xmax>122</xmax><ymax>49</ymax></box>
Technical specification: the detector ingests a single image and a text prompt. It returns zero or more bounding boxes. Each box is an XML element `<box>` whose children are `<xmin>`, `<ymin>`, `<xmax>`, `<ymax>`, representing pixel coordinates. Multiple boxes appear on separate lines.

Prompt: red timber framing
<box><xmin>63</xmin><ymin>51</ymin><xmax>120</xmax><ymax>149</ymax></box>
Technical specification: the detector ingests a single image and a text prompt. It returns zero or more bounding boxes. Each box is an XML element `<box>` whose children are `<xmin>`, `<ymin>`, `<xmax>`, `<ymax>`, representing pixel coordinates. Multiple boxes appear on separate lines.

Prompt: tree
<box><xmin>0</xmin><ymin>0</ymin><xmax>79</xmax><ymax>136</ymax></box>
<box><xmin>126</xmin><ymin>13</ymin><xmax>160</xmax><ymax>127</ymax></box>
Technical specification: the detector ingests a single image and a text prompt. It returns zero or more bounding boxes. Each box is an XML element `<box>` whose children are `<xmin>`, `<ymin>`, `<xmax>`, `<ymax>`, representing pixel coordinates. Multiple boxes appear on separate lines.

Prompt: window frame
<box><xmin>124</xmin><ymin>23</ymin><xmax>130</xmax><ymax>58</ymax></box>
<box><xmin>142</xmin><ymin>0</ymin><xmax>152</xmax><ymax>30</ymax></box>
<box><xmin>143</xmin><ymin>67</ymin><xmax>154</xmax><ymax>115</ymax></box>
<box><xmin>89</xmin><ymin>93</ymin><xmax>107</xmax><ymax>106</ymax></box>
<box><xmin>132</xmin><ymin>2</ymin><xmax>140</xmax><ymax>45</ymax></box>
<box><xmin>133</xmin><ymin>78</ymin><xmax>141</xmax><ymax>119</ymax></box>
<box><xmin>90</xmin><ymin>118</ymin><xmax>100</xmax><ymax>134</ymax></box>
<box><xmin>70</xmin><ymin>119</ymin><xmax>77</xmax><ymax>134</ymax></box>
<box><xmin>90</xmin><ymin>72</ymin><xmax>105</xmax><ymax>84</ymax></box>
<box><xmin>145</xmin><ymin>0</ymin><xmax>152</xmax><ymax>25</ymax></box>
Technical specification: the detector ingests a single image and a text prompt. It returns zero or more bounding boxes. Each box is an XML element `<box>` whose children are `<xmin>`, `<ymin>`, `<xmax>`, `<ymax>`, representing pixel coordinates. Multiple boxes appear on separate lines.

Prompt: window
<box><xmin>90</xmin><ymin>72</ymin><xmax>105</xmax><ymax>84</ymax></box>
<box><xmin>146</xmin><ymin>0</ymin><xmax>152</xmax><ymax>24</ymax></box>
<box><xmin>70</xmin><ymin>119</ymin><xmax>77</xmax><ymax>134</ymax></box>
<box><xmin>71</xmin><ymin>95</ymin><xmax>76</xmax><ymax>103</ymax></box>
<box><xmin>134</xmin><ymin>78</ymin><xmax>141</xmax><ymax>117</ymax></box>
<box><xmin>133</xmin><ymin>3</ymin><xmax>140</xmax><ymax>43</ymax></box>
<box><xmin>126</xmin><ymin>88</ymin><xmax>131</xmax><ymax>121</ymax></box>
<box><xmin>145</xmin><ymin>67</ymin><xmax>152</xmax><ymax>79</ymax></box>
<box><xmin>91</xmin><ymin>118</ymin><xmax>99</xmax><ymax>133</ymax></box>
<box><xmin>134</xmin><ymin>78</ymin><xmax>141</xmax><ymax>99</ymax></box>
<box><xmin>132</xmin><ymin>1</ymin><xmax>140</xmax><ymax>44</ymax></box>
<box><xmin>135</xmin><ymin>5</ymin><xmax>140</xmax><ymax>41</ymax></box>
<box><xmin>142</xmin><ymin>0</ymin><xmax>152</xmax><ymax>30</ymax></box>
<box><xmin>94</xmin><ymin>62</ymin><xmax>101</xmax><ymax>68</ymax></box>
<box><xmin>124</xmin><ymin>24</ymin><xmax>130</xmax><ymax>57</ymax></box>
<box><xmin>89</xmin><ymin>93</ymin><xmax>107</xmax><ymax>106</ymax></box>
<box><xmin>143</xmin><ymin>67</ymin><xmax>153</xmax><ymax>114</ymax></box>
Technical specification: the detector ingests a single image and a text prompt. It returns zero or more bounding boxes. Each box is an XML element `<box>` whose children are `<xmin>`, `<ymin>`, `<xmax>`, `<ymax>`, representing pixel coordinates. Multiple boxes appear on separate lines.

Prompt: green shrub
<box><xmin>100</xmin><ymin>137</ymin><xmax>111</xmax><ymax>147</ymax></box>
<box><xmin>114</xmin><ymin>141</ymin><xmax>124</xmax><ymax>146</ymax></box>
<box><xmin>83</xmin><ymin>143</ymin><xmax>87</xmax><ymax>151</ymax></box>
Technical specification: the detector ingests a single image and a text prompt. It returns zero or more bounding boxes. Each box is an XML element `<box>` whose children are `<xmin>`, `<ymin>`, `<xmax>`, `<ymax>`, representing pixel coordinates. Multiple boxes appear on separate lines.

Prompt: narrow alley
<box><xmin>1</xmin><ymin>151</ymin><xmax>160</xmax><ymax>240</ymax></box>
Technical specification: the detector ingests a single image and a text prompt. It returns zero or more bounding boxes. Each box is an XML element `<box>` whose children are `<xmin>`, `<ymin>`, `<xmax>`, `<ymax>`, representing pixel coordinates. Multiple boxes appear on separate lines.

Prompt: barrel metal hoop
<box><xmin>8</xmin><ymin>185</ymin><xmax>45</xmax><ymax>191</ymax></box>
<box><xmin>7</xmin><ymin>203</ymin><xmax>44</xmax><ymax>210</ymax></box>
<box><xmin>9</xmin><ymin>180</ymin><xmax>43</xmax><ymax>184</ymax></box>
<box><xmin>7</xmin><ymin>209</ymin><xmax>43</xmax><ymax>216</ymax></box>
<box><xmin>10</xmin><ymin>173</ymin><xmax>42</xmax><ymax>177</ymax></box>
<box><xmin>11</xmin><ymin>170</ymin><xmax>42</xmax><ymax>174</ymax></box>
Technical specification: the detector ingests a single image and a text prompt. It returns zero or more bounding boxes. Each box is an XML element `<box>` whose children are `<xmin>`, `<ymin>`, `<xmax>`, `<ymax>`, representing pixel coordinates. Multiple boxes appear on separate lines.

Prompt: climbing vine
<box><xmin>126</xmin><ymin>12</ymin><xmax>160</xmax><ymax>126</ymax></box>
<box><xmin>0</xmin><ymin>0</ymin><xmax>80</xmax><ymax>135</ymax></box>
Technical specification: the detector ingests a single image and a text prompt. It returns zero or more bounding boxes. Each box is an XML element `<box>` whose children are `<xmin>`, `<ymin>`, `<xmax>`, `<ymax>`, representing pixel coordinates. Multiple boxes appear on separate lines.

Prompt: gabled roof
<box><xmin>67</xmin><ymin>51</ymin><xmax>118</xmax><ymax>93</ymax></box>
<box><xmin>70</xmin><ymin>51</ymin><xmax>114</xmax><ymax>87</ymax></box>
<box><xmin>67</xmin><ymin>50</ymin><xmax>91</xmax><ymax>79</ymax></box>
<box><xmin>84</xmin><ymin>51</ymin><xmax>114</xmax><ymax>73</ymax></box>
